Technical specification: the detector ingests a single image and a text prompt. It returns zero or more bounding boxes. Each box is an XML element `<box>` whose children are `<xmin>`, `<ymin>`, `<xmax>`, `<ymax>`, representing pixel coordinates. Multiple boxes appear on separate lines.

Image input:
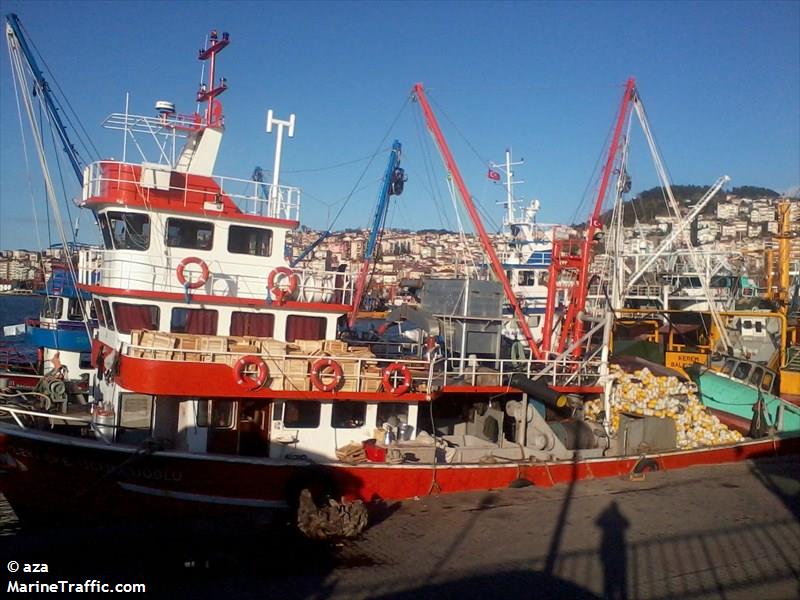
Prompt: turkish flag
<box><xmin>488</xmin><ymin>169</ymin><xmax>501</xmax><ymax>181</ymax></box>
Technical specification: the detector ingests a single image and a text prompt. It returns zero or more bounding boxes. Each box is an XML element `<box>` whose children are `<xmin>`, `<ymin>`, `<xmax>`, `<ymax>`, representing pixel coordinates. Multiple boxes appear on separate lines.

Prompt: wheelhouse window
<box><xmin>98</xmin><ymin>214</ymin><xmax>113</xmax><ymax>249</ymax></box>
<box><xmin>332</xmin><ymin>401</ymin><xmax>366</xmax><ymax>429</ymax></box>
<box><xmin>67</xmin><ymin>298</ymin><xmax>85</xmax><ymax>321</ymax></box>
<box><xmin>230</xmin><ymin>312</ymin><xmax>275</xmax><ymax>337</ymax></box>
<box><xmin>101</xmin><ymin>300</ymin><xmax>115</xmax><ymax>331</ymax></box>
<box><xmin>228</xmin><ymin>225</ymin><xmax>272</xmax><ymax>257</ymax></box>
<box><xmin>113</xmin><ymin>303</ymin><xmax>160</xmax><ymax>334</ymax></box>
<box><xmin>166</xmin><ymin>218</ymin><xmax>214</xmax><ymax>250</ymax></box>
<box><xmin>117</xmin><ymin>393</ymin><xmax>154</xmax><ymax>445</ymax></box>
<box><xmin>107</xmin><ymin>211</ymin><xmax>150</xmax><ymax>251</ymax></box>
<box><xmin>197</xmin><ymin>400</ymin><xmax>235</xmax><ymax>428</ymax></box>
<box><xmin>79</xmin><ymin>352</ymin><xmax>93</xmax><ymax>370</ymax></box>
<box><xmin>732</xmin><ymin>362</ymin><xmax>752</xmax><ymax>381</ymax></box>
<box><xmin>285</xmin><ymin>315</ymin><xmax>326</xmax><ymax>342</ymax></box>
<box><xmin>93</xmin><ymin>299</ymin><xmax>106</xmax><ymax>327</ymax></box>
<box><xmin>761</xmin><ymin>371</ymin><xmax>775</xmax><ymax>393</ymax></box>
<box><xmin>41</xmin><ymin>297</ymin><xmax>63</xmax><ymax>319</ymax></box>
<box><xmin>520</xmin><ymin>270</ymin><xmax>537</xmax><ymax>286</ymax></box>
<box><xmin>170</xmin><ymin>308</ymin><xmax>218</xmax><ymax>335</ymax></box>
<box><xmin>274</xmin><ymin>400</ymin><xmax>321</xmax><ymax>428</ymax></box>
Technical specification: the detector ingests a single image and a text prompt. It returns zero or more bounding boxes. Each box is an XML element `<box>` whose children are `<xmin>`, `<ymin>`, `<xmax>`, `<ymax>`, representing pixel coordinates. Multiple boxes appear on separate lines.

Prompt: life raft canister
<box><xmin>310</xmin><ymin>357</ymin><xmax>344</xmax><ymax>393</ymax></box>
<box><xmin>382</xmin><ymin>362</ymin><xmax>412</xmax><ymax>395</ymax></box>
<box><xmin>176</xmin><ymin>257</ymin><xmax>210</xmax><ymax>290</ymax></box>
<box><xmin>267</xmin><ymin>267</ymin><xmax>299</xmax><ymax>304</ymax></box>
<box><xmin>233</xmin><ymin>355</ymin><xmax>269</xmax><ymax>390</ymax></box>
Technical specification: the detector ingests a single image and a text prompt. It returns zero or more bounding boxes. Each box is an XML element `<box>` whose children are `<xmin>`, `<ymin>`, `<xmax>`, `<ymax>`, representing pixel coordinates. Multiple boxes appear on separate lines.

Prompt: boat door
<box><xmin>238</xmin><ymin>400</ymin><xmax>271</xmax><ymax>456</ymax></box>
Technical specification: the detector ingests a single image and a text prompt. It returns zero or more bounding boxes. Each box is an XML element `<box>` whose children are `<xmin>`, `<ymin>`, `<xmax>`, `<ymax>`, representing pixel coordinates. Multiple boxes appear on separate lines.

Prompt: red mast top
<box><xmin>196</xmin><ymin>30</ymin><xmax>229</xmax><ymax>127</ymax></box>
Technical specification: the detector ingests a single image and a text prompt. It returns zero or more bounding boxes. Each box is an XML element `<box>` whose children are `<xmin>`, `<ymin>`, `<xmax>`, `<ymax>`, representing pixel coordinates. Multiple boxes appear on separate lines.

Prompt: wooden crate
<box><xmin>259</xmin><ymin>338</ymin><xmax>287</xmax><ymax>356</ymax></box>
<box><xmin>199</xmin><ymin>336</ymin><xmax>227</xmax><ymax>352</ymax></box>
<box><xmin>284</xmin><ymin>375</ymin><xmax>310</xmax><ymax>392</ymax></box>
<box><xmin>295</xmin><ymin>339</ymin><xmax>324</xmax><ymax>355</ymax></box>
<box><xmin>324</xmin><ymin>340</ymin><xmax>348</xmax><ymax>354</ymax></box>
<box><xmin>284</xmin><ymin>357</ymin><xmax>310</xmax><ymax>376</ymax></box>
<box><xmin>177</xmin><ymin>336</ymin><xmax>200</xmax><ymax>351</ymax></box>
<box><xmin>230</xmin><ymin>343</ymin><xmax>259</xmax><ymax>354</ymax></box>
<box><xmin>360</xmin><ymin>367</ymin><xmax>383</xmax><ymax>393</ymax></box>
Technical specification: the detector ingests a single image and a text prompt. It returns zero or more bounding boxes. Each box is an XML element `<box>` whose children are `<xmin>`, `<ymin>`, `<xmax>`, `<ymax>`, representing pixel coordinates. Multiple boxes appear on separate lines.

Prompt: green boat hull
<box><xmin>691</xmin><ymin>369</ymin><xmax>800</xmax><ymax>434</ymax></box>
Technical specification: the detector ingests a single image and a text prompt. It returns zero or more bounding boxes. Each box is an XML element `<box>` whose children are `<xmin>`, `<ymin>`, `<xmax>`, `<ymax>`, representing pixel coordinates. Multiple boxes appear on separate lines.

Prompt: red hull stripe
<box><xmin>2</xmin><ymin>426</ymin><xmax>798</xmax><ymax>512</ymax></box>
<box><xmin>81</xmin><ymin>284</ymin><xmax>352</xmax><ymax>313</ymax></box>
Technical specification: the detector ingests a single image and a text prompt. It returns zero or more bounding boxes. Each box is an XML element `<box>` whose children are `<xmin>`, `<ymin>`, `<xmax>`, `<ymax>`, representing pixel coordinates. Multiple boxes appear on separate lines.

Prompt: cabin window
<box><xmin>170</xmin><ymin>308</ymin><xmax>218</xmax><ymax>335</ymax></box>
<box><xmin>117</xmin><ymin>393</ymin><xmax>154</xmax><ymax>445</ymax></box>
<box><xmin>79</xmin><ymin>352</ymin><xmax>93</xmax><ymax>370</ymax></box>
<box><xmin>520</xmin><ymin>270</ymin><xmax>537</xmax><ymax>286</ymax></box>
<box><xmin>742</xmin><ymin>320</ymin><xmax>752</xmax><ymax>330</ymax></box>
<box><xmin>196</xmin><ymin>400</ymin><xmax>235</xmax><ymax>429</ymax></box>
<box><xmin>761</xmin><ymin>371</ymin><xmax>775</xmax><ymax>393</ymax></box>
<box><xmin>276</xmin><ymin>400</ymin><xmax>321</xmax><ymax>428</ymax></box>
<box><xmin>285</xmin><ymin>315</ymin><xmax>326</xmax><ymax>342</ymax></box>
<box><xmin>88</xmin><ymin>300</ymin><xmax>97</xmax><ymax>320</ymax></box>
<box><xmin>228</xmin><ymin>225</ymin><xmax>272</xmax><ymax>257</ymax></box>
<box><xmin>101</xmin><ymin>300</ymin><xmax>115</xmax><ymax>331</ymax></box>
<box><xmin>230</xmin><ymin>312</ymin><xmax>275</xmax><ymax>337</ymax></box>
<box><xmin>41</xmin><ymin>297</ymin><xmax>63</xmax><ymax>319</ymax></box>
<box><xmin>331</xmin><ymin>401</ymin><xmax>366</xmax><ymax>429</ymax></box>
<box><xmin>754</xmin><ymin>322</ymin><xmax>763</xmax><ymax>333</ymax></box>
<box><xmin>732</xmin><ymin>362</ymin><xmax>752</xmax><ymax>381</ymax></box>
<box><xmin>93</xmin><ymin>299</ymin><xmax>105</xmax><ymax>327</ymax></box>
<box><xmin>377</xmin><ymin>402</ymin><xmax>409</xmax><ymax>428</ymax></box>
<box><xmin>749</xmin><ymin>367</ymin><xmax>764</xmax><ymax>387</ymax></box>
<box><xmin>166</xmin><ymin>218</ymin><xmax>214</xmax><ymax>250</ymax></box>
<box><xmin>113</xmin><ymin>303</ymin><xmax>160</xmax><ymax>334</ymax></box>
<box><xmin>67</xmin><ymin>298</ymin><xmax>85</xmax><ymax>321</ymax></box>
<box><xmin>107</xmin><ymin>211</ymin><xmax>150</xmax><ymax>251</ymax></box>
<box><xmin>98</xmin><ymin>214</ymin><xmax>113</xmax><ymax>249</ymax></box>
<box><xmin>721</xmin><ymin>359</ymin><xmax>736</xmax><ymax>375</ymax></box>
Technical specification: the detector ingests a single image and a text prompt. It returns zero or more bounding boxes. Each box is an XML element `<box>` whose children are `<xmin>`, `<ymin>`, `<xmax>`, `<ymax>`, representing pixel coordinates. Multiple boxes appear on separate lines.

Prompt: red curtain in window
<box><xmin>286</xmin><ymin>315</ymin><xmax>326</xmax><ymax>342</ymax></box>
<box><xmin>230</xmin><ymin>312</ymin><xmax>275</xmax><ymax>337</ymax></box>
<box><xmin>185</xmin><ymin>309</ymin><xmax>218</xmax><ymax>335</ymax></box>
<box><xmin>114</xmin><ymin>304</ymin><xmax>158</xmax><ymax>334</ymax></box>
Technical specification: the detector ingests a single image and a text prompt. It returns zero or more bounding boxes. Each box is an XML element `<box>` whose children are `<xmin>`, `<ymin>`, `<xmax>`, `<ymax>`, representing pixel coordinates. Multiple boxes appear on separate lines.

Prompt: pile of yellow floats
<box><xmin>585</xmin><ymin>365</ymin><xmax>743</xmax><ymax>449</ymax></box>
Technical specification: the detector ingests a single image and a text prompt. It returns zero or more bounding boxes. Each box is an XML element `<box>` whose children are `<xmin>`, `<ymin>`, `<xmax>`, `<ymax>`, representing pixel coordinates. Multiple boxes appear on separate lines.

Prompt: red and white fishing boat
<box><xmin>2</xmin><ymin>27</ymin><xmax>798</xmax><ymax>535</ymax></box>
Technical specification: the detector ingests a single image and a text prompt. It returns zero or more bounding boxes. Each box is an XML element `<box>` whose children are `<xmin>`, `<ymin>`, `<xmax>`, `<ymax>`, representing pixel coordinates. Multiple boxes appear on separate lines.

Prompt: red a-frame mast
<box><xmin>413</xmin><ymin>83</ymin><xmax>542</xmax><ymax>360</ymax></box>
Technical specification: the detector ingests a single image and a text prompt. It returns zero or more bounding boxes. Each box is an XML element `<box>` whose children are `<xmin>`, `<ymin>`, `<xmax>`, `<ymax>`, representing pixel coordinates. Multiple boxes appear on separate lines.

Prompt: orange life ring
<box><xmin>310</xmin><ymin>357</ymin><xmax>344</xmax><ymax>393</ymax></box>
<box><xmin>177</xmin><ymin>257</ymin><xmax>210</xmax><ymax>289</ymax></box>
<box><xmin>267</xmin><ymin>267</ymin><xmax>299</xmax><ymax>304</ymax></box>
<box><xmin>233</xmin><ymin>355</ymin><xmax>269</xmax><ymax>390</ymax></box>
<box><xmin>382</xmin><ymin>362</ymin><xmax>412</xmax><ymax>395</ymax></box>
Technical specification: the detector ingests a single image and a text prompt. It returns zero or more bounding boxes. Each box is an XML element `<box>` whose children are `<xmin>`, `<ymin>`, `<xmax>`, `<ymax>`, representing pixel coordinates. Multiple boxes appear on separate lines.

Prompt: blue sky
<box><xmin>1</xmin><ymin>0</ymin><xmax>798</xmax><ymax>250</ymax></box>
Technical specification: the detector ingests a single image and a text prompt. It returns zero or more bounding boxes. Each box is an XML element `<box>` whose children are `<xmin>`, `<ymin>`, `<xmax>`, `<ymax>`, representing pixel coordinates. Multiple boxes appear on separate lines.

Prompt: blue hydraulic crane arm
<box><xmin>6</xmin><ymin>13</ymin><xmax>84</xmax><ymax>185</ymax></box>
<box><xmin>347</xmin><ymin>140</ymin><xmax>405</xmax><ymax>328</ymax></box>
<box><xmin>365</xmin><ymin>140</ymin><xmax>403</xmax><ymax>259</ymax></box>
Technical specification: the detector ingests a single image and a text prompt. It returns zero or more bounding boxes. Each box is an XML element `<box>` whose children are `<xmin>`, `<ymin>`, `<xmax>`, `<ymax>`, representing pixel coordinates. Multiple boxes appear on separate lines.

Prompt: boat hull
<box><xmin>693</xmin><ymin>370</ymin><xmax>800</xmax><ymax>434</ymax></box>
<box><xmin>2</xmin><ymin>424</ymin><xmax>799</xmax><ymax>524</ymax></box>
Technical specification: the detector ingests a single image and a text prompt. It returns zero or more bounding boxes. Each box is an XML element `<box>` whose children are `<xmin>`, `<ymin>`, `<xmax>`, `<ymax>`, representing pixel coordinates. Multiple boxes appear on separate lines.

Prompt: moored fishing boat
<box><xmin>1</xmin><ymin>23</ymin><xmax>799</xmax><ymax>538</ymax></box>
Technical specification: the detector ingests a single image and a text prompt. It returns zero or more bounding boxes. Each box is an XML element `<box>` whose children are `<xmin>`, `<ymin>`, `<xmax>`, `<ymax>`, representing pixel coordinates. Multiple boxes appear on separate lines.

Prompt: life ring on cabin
<box><xmin>176</xmin><ymin>257</ymin><xmax>209</xmax><ymax>289</ymax></box>
<box><xmin>310</xmin><ymin>358</ymin><xmax>344</xmax><ymax>393</ymax></box>
<box><xmin>233</xmin><ymin>355</ymin><xmax>269</xmax><ymax>390</ymax></box>
<box><xmin>382</xmin><ymin>362</ymin><xmax>412</xmax><ymax>395</ymax></box>
<box><xmin>267</xmin><ymin>267</ymin><xmax>299</xmax><ymax>304</ymax></box>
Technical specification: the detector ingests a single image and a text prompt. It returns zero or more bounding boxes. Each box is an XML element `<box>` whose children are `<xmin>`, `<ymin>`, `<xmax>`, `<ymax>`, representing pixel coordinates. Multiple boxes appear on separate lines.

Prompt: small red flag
<box><xmin>488</xmin><ymin>169</ymin><xmax>501</xmax><ymax>181</ymax></box>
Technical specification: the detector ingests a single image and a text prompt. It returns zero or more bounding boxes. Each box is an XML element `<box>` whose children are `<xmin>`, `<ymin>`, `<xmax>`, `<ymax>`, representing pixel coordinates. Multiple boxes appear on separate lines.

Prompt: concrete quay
<box><xmin>1</xmin><ymin>457</ymin><xmax>798</xmax><ymax>599</ymax></box>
